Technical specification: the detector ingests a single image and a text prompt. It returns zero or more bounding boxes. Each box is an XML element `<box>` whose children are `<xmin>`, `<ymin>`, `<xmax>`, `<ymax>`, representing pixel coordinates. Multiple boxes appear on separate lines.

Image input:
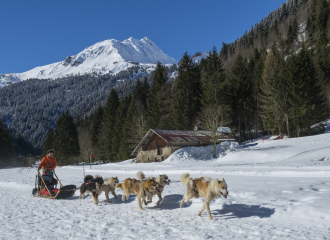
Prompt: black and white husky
<box><xmin>79</xmin><ymin>175</ymin><xmax>104</xmax><ymax>204</ymax></box>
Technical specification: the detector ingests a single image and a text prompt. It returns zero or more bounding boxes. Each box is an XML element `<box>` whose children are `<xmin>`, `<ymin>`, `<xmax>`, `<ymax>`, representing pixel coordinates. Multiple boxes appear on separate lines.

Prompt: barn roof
<box><xmin>131</xmin><ymin>129</ymin><xmax>235</xmax><ymax>156</ymax></box>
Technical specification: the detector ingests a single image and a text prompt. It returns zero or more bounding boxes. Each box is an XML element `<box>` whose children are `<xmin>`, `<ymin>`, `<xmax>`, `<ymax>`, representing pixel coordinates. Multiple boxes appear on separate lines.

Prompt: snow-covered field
<box><xmin>1</xmin><ymin>132</ymin><xmax>330</xmax><ymax>239</ymax></box>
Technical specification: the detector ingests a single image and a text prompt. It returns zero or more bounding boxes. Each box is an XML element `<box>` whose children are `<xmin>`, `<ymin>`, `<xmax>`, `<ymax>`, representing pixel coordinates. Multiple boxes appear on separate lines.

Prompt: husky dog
<box><xmin>180</xmin><ymin>173</ymin><xmax>228</xmax><ymax>220</ymax></box>
<box><xmin>115</xmin><ymin>177</ymin><xmax>158</xmax><ymax>210</ymax></box>
<box><xmin>89</xmin><ymin>176</ymin><xmax>119</xmax><ymax>204</ymax></box>
<box><xmin>102</xmin><ymin>176</ymin><xmax>119</xmax><ymax>203</ymax></box>
<box><xmin>136</xmin><ymin>171</ymin><xmax>170</xmax><ymax>205</ymax></box>
<box><xmin>79</xmin><ymin>174</ymin><xmax>104</xmax><ymax>204</ymax></box>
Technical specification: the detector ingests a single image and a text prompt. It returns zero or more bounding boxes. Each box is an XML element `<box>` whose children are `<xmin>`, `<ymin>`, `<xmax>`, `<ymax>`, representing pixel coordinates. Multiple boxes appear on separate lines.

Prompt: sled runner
<box><xmin>32</xmin><ymin>170</ymin><xmax>76</xmax><ymax>199</ymax></box>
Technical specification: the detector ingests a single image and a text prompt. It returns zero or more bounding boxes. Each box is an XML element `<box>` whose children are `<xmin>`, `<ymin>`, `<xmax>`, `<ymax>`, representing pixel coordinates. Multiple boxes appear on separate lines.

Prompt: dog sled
<box><xmin>32</xmin><ymin>170</ymin><xmax>76</xmax><ymax>199</ymax></box>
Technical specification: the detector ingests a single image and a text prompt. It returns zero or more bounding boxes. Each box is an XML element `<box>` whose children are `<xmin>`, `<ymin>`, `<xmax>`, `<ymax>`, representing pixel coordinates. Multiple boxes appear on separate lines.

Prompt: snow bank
<box><xmin>165</xmin><ymin>141</ymin><xmax>241</xmax><ymax>162</ymax></box>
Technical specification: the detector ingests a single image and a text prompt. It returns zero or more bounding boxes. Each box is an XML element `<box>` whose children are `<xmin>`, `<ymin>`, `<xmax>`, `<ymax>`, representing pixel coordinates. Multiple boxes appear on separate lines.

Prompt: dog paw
<box><xmin>208</xmin><ymin>216</ymin><xmax>213</xmax><ymax>220</ymax></box>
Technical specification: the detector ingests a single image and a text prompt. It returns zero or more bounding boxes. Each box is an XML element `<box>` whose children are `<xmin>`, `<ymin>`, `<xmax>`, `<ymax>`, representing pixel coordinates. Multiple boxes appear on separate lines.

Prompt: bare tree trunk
<box><xmin>213</xmin><ymin>142</ymin><xmax>216</xmax><ymax>158</ymax></box>
<box><xmin>278</xmin><ymin>118</ymin><xmax>281</xmax><ymax>136</ymax></box>
<box><xmin>238</xmin><ymin>118</ymin><xmax>241</xmax><ymax>143</ymax></box>
<box><xmin>286</xmin><ymin>116</ymin><xmax>290</xmax><ymax>138</ymax></box>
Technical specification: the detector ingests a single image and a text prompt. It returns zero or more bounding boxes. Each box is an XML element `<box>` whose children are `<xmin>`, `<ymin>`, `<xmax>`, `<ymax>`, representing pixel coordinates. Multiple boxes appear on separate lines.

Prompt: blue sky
<box><xmin>0</xmin><ymin>0</ymin><xmax>286</xmax><ymax>74</ymax></box>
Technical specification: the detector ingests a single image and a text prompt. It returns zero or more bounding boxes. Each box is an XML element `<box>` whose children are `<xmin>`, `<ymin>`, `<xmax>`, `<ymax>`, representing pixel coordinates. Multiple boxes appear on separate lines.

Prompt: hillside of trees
<box><xmin>0</xmin><ymin>66</ymin><xmax>158</xmax><ymax>153</ymax></box>
<box><xmin>1</xmin><ymin>0</ymin><xmax>329</xmax><ymax>164</ymax></box>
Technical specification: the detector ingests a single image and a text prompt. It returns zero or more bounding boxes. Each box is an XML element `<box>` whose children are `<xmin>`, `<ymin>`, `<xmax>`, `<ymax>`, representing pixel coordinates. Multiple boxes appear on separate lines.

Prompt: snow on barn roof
<box><xmin>131</xmin><ymin>129</ymin><xmax>234</xmax><ymax>156</ymax></box>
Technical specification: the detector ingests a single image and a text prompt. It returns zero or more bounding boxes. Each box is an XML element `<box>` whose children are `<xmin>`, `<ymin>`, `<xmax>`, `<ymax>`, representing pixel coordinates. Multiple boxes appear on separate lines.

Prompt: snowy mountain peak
<box><xmin>0</xmin><ymin>37</ymin><xmax>177</xmax><ymax>88</ymax></box>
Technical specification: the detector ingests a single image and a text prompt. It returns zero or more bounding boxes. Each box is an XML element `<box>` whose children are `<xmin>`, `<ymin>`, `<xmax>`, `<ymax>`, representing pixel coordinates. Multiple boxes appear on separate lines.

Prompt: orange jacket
<box><xmin>38</xmin><ymin>155</ymin><xmax>57</xmax><ymax>171</ymax></box>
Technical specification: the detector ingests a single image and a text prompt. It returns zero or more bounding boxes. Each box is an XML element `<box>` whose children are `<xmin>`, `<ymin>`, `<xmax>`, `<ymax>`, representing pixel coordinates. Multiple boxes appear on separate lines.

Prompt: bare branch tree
<box><xmin>199</xmin><ymin>105</ymin><xmax>230</xmax><ymax>158</ymax></box>
<box><xmin>130</xmin><ymin>100</ymin><xmax>148</xmax><ymax>147</ymax></box>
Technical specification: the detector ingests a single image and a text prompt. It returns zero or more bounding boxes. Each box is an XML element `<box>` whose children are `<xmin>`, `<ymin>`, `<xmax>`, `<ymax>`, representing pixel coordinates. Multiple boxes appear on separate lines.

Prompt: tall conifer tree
<box><xmin>201</xmin><ymin>46</ymin><xmax>226</xmax><ymax>107</ymax></box>
<box><xmin>42</xmin><ymin>127</ymin><xmax>55</xmax><ymax>156</ymax></box>
<box><xmin>102</xmin><ymin>88</ymin><xmax>119</xmax><ymax>160</ymax></box>
<box><xmin>146</xmin><ymin>62</ymin><xmax>167</xmax><ymax>128</ymax></box>
<box><xmin>53</xmin><ymin>111</ymin><xmax>80</xmax><ymax>164</ymax></box>
<box><xmin>285</xmin><ymin>43</ymin><xmax>326</xmax><ymax>136</ymax></box>
<box><xmin>229</xmin><ymin>55</ymin><xmax>253</xmax><ymax>141</ymax></box>
<box><xmin>91</xmin><ymin>105</ymin><xmax>104</xmax><ymax>149</ymax></box>
<box><xmin>0</xmin><ymin>118</ymin><xmax>15</xmax><ymax>166</ymax></box>
<box><xmin>172</xmin><ymin>52</ymin><xmax>201</xmax><ymax>130</ymax></box>
<box><xmin>111</xmin><ymin>95</ymin><xmax>131</xmax><ymax>159</ymax></box>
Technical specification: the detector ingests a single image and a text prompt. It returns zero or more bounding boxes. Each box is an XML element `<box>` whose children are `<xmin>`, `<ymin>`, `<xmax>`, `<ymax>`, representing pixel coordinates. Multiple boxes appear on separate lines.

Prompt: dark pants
<box><xmin>38</xmin><ymin>175</ymin><xmax>58</xmax><ymax>188</ymax></box>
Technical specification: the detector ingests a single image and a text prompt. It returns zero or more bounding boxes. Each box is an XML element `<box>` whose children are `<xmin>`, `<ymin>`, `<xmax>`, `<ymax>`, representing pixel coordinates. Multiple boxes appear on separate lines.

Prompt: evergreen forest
<box><xmin>1</xmin><ymin>0</ymin><xmax>329</xmax><ymax>165</ymax></box>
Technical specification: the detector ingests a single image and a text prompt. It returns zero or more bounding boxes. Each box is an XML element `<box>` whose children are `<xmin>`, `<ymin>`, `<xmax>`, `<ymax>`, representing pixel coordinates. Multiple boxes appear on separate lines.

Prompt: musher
<box><xmin>38</xmin><ymin>149</ymin><xmax>58</xmax><ymax>193</ymax></box>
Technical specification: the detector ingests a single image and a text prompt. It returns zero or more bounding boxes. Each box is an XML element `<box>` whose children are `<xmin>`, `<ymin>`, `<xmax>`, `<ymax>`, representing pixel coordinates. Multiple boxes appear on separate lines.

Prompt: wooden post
<box><xmin>82</xmin><ymin>159</ymin><xmax>85</xmax><ymax>178</ymax></box>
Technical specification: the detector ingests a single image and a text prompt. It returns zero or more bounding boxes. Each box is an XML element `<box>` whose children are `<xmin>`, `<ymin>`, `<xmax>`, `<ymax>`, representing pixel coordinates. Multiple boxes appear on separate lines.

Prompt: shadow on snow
<box><xmin>211</xmin><ymin>203</ymin><xmax>275</xmax><ymax>219</ymax></box>
<box><xmin>149</xmin><ymin>194</ymin><xmax>185</xmax><ymax>210</ymax></box>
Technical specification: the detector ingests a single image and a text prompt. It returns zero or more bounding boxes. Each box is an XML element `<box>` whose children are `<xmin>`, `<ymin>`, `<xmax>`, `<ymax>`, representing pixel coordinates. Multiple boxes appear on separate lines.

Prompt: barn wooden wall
<box><xmin>146</xmin><ymin>134</ymin><xmax>167</xmax><ymax>154</ymax></box>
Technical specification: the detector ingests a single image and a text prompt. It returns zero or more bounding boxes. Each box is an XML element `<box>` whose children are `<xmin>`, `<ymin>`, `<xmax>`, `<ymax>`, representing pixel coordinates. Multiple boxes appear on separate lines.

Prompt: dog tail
<box><xmin>84</xmin><ymin>175</ymin><xmax>94</xmax><ymax>183</ymax></box>
<box><xmin>115</xmin><ymin>183</ymin><xmax>123</xmax><ymax>190</ymax></box>
<box><xmin>181</xmin><ymin>173</ymin><xmax>191</xmax><ymax>186</ymax></box>
<box><xmin>137</xmin><ymin>171</ymin><xmax>145</xmax><ymax>181</ymax></box>
<box><xmin>202</xmin><ymin>176</ymin><xmax>212</xmax><ymax>182</ymax></box>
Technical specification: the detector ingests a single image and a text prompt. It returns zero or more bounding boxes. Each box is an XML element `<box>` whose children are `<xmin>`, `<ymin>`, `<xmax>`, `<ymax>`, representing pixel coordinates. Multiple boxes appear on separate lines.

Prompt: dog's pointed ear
<box><xmin>222</xmin><ymin>178</ymin><xmax>225</xmax><ymax>182</ymax></box>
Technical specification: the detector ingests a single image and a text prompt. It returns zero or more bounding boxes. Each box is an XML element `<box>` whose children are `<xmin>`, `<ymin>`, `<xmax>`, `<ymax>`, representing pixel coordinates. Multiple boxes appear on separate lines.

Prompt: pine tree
<box><xmin>229</xmin><ymin>55</ymin><xmax>253</xmax><ymax>142</ymax></box>
<box><xmin>53</xmin><ymin>111</ymin><xmax>80</xmax><ymax>164</ymax></box>
<box><xmin>118</xmin><ymin>97</ymin><xmax>136</xmax><ymax>160</ymax></box>
<box><xmin>118</xmin><ymin>79</ymin><xmax>150</xmax><ymax>160</ymax></box>
<box><xmin>130</xmin><ymin>100</ymin><xmax>148</xmax><ymax>148</ymax></box>
<box><xmin>146</xmin><ymin>62</ymin><xmax>167</xmax><ymax>128</ymax></box>
<box><xmin>102</xmin><ymin>88</ymin><xmax>119</xmax><ymax>160</ymax></box>
<box><xmin>91</xmin><ymin>105</ymin><xmax>104</xmax><ymax>149</ymax></box>
<box><xmin>316</xmin><ymin>0</ymin><xmax>329</xmax><ymax>48</ymax></box>
<box><xmin>172</xmin><ymin>86</ymin><xmax>189</xmax><ymax>130</ymax></box>
<box><xmin>0</xmin><ymin>118</ymin><xmax>15</xmax><ymax>166</ymax></box>
<box><xmin>297</xmin><ymin>43</ymin><xmax>327</xmax><ymax>132</ymax></box>
<box><xmin>42</xmin><ymin>127</ymin><xmax>54</xmax><ymax>156</ymax></box>
<box><xmin>306</xmin><ymin>0</ymin><xmax>318</xmax><ymax>43</ymax></box>
<box><xmin>259</xmin><ymin>49</ymin><xmax>286</xmax><ymax>135</ymax></box>
<box><xmin>252</xmin><ymin>48</ymin><xmax>265</xmax><ymax>137</ymax></box>
<box><xmin>286</xmin><ymin>17</ymin><xmax>299</xmax><ymax>47</ymax></box>
<box><xmin>285</xmin><ymin>43</ymin><xmax>326</xmax><ymax>136</ymax></box>
<box><xmin>142</xmin><ymin>77</ymin><xmax>150</xmax><ymax>108</ymax></box>
<box><xmin>316</xmin><ymin>45</ymin><xmax>330</xmax><ymax>114</ymax></box>
<box><xmin>201</xmin><ymin>46</ymin><xmax>226</xmax><ymax>107</ymax></box>
<box><xmin>172</xmin><ymin>52</ymin><xmax>201</xmax><ymax>130</ymax></box>
<box><xmin>111</xmin><ymin>95</ymin><xmax>131</xmax><ymax>160</ymax></box>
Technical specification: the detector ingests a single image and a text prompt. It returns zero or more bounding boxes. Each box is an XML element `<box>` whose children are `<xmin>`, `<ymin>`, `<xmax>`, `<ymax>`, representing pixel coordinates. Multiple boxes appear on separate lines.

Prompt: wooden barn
<box><xmin>131</xmin><ymin>129</ymin><xmax>235</xmax><ymax>163</ymax></box>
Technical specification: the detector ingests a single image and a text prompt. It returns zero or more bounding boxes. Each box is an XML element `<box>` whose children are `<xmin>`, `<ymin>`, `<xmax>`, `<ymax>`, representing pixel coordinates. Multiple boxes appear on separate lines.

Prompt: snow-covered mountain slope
<box><xmin>0</xmin><ymin>37</ymin><xmax>177</xmax><ymax>88</ymax></box>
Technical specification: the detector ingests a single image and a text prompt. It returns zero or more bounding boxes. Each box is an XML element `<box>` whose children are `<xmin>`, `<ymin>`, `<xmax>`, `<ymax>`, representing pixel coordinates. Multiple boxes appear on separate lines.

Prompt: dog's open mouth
<box><xmin>221</xmin><ymin>192</ymin><xmax>228</xmax><ymax>199</ymax></box>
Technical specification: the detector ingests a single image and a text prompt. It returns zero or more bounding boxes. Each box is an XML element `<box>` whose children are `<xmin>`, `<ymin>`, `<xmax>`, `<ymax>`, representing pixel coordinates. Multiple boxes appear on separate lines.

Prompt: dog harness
<box><xmin>84</xmin><ymin>181</ymin><xmax>94</xmax><ymax>187</ymax></box>
<box><xmin>192</xmin><ymin>180</ymin><xmax>199</xmax><ymax>193</ymax></box>
<box><xmin>84</xmin><ymin>179</ymin><xmax>103</xmax><ymax>190</ymax></box>
<box><xmin>192</xmin><ymin>178</ymin><xmax>209</xmax><ymax>193</ymax></box>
